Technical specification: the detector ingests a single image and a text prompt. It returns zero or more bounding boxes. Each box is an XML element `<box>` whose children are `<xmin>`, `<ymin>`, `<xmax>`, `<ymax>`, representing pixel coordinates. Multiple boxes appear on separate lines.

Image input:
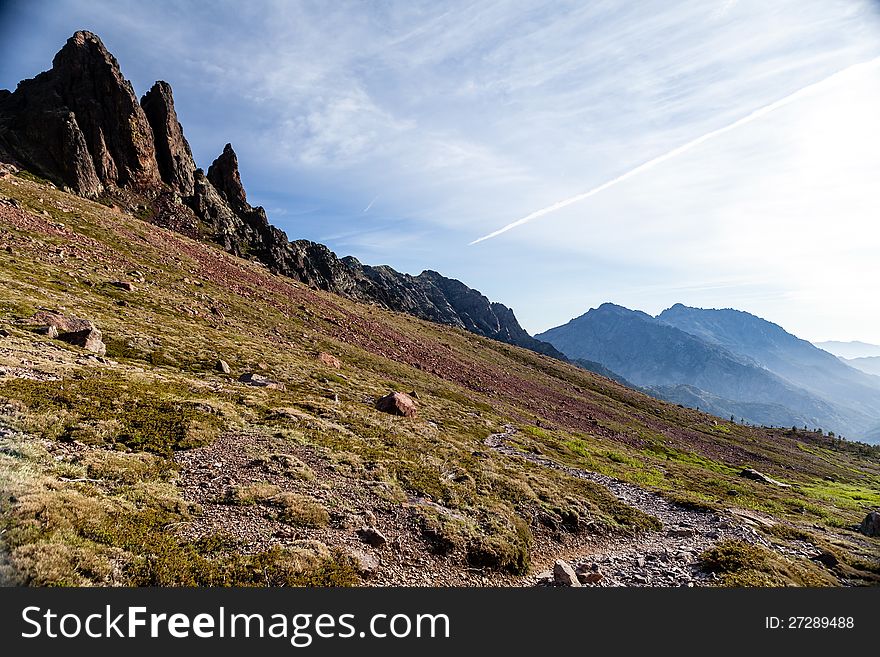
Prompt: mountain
<box><xmin>657</xmin><ymin>304</ymin><xmax>880</xmax><ymax>424</ymax></box>
<box><xmin>843</xmin><ymin>356</ymin><xmax>880</xmax><ymax>377</ymax></box>
<box><xmin>536</xmin><ymin>303</ymin><xmax>878</xmax><ymax>440</ymax></box>
<box><xmin>815</xmin><ymin>340</ymin><xmax>880</xmax><ymax>360</ymax></box>
<box><xmin>0</xmin><ymin>31</ymin><xmax>562</xmax><ymax>361</ymax></box>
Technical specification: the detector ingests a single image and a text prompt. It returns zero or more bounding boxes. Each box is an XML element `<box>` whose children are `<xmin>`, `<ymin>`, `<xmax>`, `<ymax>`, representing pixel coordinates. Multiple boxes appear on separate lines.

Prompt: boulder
<box><xmin>33</xmin><ymin>310</ymin><xmax>94</xmax><ymax>333</ymax></box>
<box><xmin>216</xmin><ymin>359</ymin><xmax>231</xmax><ymax>374</ymax></box>
<box><xmin>553</xmin><ymin>559</ymin><xmax>581</xmax><ymax>587</ymax></box>
<box><xmin>317</xmin><ymin>352</ymin><xmax>342</xmax><ymax>369</ymax></box>
<box><xmin>375</xmin><ymin>391</ymin><xmax>417</xmax><ymax>417</ymax></box>
<box><xmin>356</xmin><ymin>526</ymin><xmax>388</xmax><ymax>549</ymax></box>
<box><xmin>110</xmin><ymin>281</ymin><xmax>135</xmax><ymax>291</ymax></box>
<box><xmin>59</xmin><ymin>328</ymin><xmax>106</xmax><ymax>355</ymax></box>
<box><xmin>858</xmin><ymin>510</ymin><xmax>880</xmax><ymax>537</ymax></box>
<box><xmin>238</xmin><ymin>372</ymin><xmax>285</xmax><ymax>391</ymax></box>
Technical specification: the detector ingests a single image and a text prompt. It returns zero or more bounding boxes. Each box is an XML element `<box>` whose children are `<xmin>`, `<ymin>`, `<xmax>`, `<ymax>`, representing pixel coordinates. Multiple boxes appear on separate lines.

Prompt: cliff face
<box><xmin>0</xmin><ymin>31</ymin><xmax>564</xmax><ymax>361</ymax></box>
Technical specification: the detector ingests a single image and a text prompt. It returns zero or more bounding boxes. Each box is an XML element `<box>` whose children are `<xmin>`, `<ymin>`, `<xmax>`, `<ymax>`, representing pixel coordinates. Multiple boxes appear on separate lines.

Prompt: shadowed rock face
<box><xmin>0</xmin><ymin>31</ymin><xmax>565</xmax><ymax>363</ymax></box>
<box><xmin>0</xmin><ymin>31</ymin><xmax>161</xmax><ymax>195</ymax></box>
<box><xmin>141</xmin><ymin>81</ymin><xmax>196</xmax><ymax>196</ymax></box>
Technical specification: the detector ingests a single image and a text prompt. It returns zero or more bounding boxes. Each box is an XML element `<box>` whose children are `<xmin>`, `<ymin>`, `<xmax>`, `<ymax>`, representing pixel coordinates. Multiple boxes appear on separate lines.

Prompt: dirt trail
<box><xmin>485</xmin><ymin>426</ymin><xmax>774</xmax><ymax>586</ymax></box>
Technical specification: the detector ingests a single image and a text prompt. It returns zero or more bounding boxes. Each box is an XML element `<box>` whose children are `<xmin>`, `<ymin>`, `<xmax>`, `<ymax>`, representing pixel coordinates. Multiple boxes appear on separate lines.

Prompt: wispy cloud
<box><xmin>469</xmin><ymin>55</ymin><xmax>880</xmax><ymax>245</ymax></box>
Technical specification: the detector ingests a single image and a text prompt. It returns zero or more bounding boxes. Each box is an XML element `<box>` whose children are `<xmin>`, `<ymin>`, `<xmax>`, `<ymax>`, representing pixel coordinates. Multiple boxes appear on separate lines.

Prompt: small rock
<box><xmin>357</xmin><ymin>526</ymin><xmax>388</xmax><ymax>549</ymax></box>
<box><xmin>553</xmin><ymin>560</ymin><xmax>581</xmax><ymax>587</ymax></box>
<box><xmin>216</xmin><ymin>359</ymin><xmax>231</xmax><ymax>374</ymax></box>
<box><xmin>408</xmin><ymin>390</ymin><xmax>419</xmax><ymax>399</ymax></box>
<box><xmin>858</xmin><ymin>510</ymin><xmax>880</xmax><ymax>537</ymax></box>
<box><xmin>238</xmin><ymin>372</ymin><xmax>285</xmax><ymax>391</ymax></box>
<box><xmin>667</xmin><ymin>528</ymin><xmax>695</xmax><ymax>538</ymax></box>
<box><xmin>317</xmin><ymin>352</ymin><xmax>342</xmax><ymax>369</ymax></box>
<box><xmin>636</xmin><ymin>556</ymin><xmax>646</xmax><ymax>568</ymax></box>
<box><xmin>35</xmin><ymin>324</ymin><xmax>59</xmax><ymax>338</ymax></box>
<box><xmin>0</xmin><ymin>328</ymin><xmax>9</xmax><ymax>337</ymax></box>
<box><xmin>110</xmin><ymin>281</ymin><xmax>135</xmax><ymax>292</ymax></box>
<box><xmin>375</xmin><ymin>391</ymin><xmax>417</xmax><ymax>417</ymax></box>
<box><xmin>347</xmin><ymin>548</ymin><xmax>379</xmax><ymax>578</ymax></box>
<box><xmin>577</xmin><ymin>571</ymin><xmax>604</xmax><ymax>585</ymax></box>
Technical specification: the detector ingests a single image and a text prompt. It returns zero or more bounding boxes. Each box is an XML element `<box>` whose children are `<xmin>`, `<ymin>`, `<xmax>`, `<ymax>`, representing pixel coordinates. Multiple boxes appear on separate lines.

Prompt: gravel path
<box><xmin>485</xmin><ymin>425</ymin><xmax>773</xmax><ymax>587</ymax></box>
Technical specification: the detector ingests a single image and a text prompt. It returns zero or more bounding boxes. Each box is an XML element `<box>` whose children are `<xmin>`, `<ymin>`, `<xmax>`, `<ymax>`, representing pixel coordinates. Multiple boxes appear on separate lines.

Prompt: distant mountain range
<box><xmin>537</xmin><ymin>303</ymin><xmax>880</xmax><ymax>443</ymax></box>
<box><xmin>814</xmin><ymin>340</ymin><xmax>880</xmax><ymax>360</ymax></box>
<box><xmin>841</xmin><ymin>356</ymin><xmax>880</xmax><ymax>377</ymax></box>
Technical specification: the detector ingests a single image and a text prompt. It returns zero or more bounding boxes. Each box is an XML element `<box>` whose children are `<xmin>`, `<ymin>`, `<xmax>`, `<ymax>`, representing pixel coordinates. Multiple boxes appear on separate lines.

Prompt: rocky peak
<box><xmin>0</xmin><ymin>30</ymin><xmax>160</xmax><ymax>195</ymax></box>
<box><xmin>46</xmin><ymin>31</ymin><xmax>160</xmax><ymax>188</ymax></box>
<box><xmin>207</xmin><ymin>143</ymin><xmax>247</xmax><ymax>208</ymax></box>
<box><xmin>141</xmin><ymin>81</ymin><xmax>196</xmax><ymax>196</ymax></box>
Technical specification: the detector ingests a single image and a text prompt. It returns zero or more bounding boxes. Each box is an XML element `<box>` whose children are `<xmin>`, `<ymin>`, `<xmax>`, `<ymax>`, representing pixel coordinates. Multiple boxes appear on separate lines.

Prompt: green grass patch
<box><xmin>700</xmin><ymin>540</ymin><xmax>836</xmax><ymax>587</ymax></box>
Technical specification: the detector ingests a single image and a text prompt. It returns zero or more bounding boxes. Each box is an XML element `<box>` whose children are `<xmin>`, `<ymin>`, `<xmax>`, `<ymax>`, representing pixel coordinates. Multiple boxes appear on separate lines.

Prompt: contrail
<box><xmin>469</xmin><ymin>56</ymin><xmax>880</xmax><ymax>246</ymax></box>
<box><xmin>362</xmin><ymin>195</ymin><xmax>378</xmax><ymax>213</ymax></box>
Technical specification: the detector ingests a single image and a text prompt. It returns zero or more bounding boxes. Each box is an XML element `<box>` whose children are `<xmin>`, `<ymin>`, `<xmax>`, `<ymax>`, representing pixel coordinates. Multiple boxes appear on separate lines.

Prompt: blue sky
<box><xmin>3</xmin><ymin>0</ymin><xmax>880</xmax><ymax>342</ymax></box>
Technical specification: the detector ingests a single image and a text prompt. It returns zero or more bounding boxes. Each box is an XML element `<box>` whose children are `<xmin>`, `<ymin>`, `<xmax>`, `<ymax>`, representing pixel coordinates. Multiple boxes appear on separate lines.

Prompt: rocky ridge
<box><xmin>0</xmin><ymin>31</ymin><xmax>564</xmax><ymax>361</ymax></box>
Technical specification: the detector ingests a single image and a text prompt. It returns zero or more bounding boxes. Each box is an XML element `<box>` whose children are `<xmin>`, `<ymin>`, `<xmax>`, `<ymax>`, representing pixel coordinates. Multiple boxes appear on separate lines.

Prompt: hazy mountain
<box><xmin>537</xmin><ymin>303</ymin><xmax>879</xmax><ymax>441</ymax></box>
<box><xmin>657</xmin><ymin>304</ymin><xmax>880</xmax><ymax>422</ymax></box>
<box><xmin>843</xmin><ymin>356</ymin><xmax>880</xmax><ymax>377</ymax></box>
<box><xmin>815</xmin><ymin>340</ymin><xmax>880</xmax><ymax>360</ymax></box>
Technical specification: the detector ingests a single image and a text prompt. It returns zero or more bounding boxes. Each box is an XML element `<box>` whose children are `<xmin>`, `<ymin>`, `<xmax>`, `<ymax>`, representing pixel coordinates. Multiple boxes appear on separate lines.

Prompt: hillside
<box><xmin>1</xmin><ymin>173</ymin><xmax>879</xmax><ymax>587</ymax></box>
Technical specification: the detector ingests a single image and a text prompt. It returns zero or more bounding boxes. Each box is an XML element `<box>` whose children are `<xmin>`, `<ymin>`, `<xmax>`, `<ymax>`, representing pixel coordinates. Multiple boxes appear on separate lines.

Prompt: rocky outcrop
<box><xmin>0</xmin><ymin>31</ymin><xmax>161</xmax><ymax>196</ymax></box>
<box><xmin>2</xmin><ymin>31</ymin><xmax>565</xmax><ymax>365</ymax></box>
<box><xmin>140</xmin><ymin>81</ymin><xmax>196</xmax><ymax>196</ymax></box>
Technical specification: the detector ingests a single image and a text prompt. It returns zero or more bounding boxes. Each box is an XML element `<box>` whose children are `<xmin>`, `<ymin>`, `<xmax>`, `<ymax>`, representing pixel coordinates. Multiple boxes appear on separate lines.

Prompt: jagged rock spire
<box><xmin>207</xmin><ymin>143</ymin><xmax>247</xmax><ymax>208</ymax></box>
<box><xmin>141</xmin><ymin>81</ymin><xmax>196</xmax><ymax>196</ymax></box>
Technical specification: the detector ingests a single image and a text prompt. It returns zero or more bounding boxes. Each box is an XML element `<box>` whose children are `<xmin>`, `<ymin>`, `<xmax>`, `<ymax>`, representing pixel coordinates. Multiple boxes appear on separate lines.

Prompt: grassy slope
<box><xmin>0</xmin><ymin>171</ymin><xmax>877</xmax><ymax>586</ymax></box>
